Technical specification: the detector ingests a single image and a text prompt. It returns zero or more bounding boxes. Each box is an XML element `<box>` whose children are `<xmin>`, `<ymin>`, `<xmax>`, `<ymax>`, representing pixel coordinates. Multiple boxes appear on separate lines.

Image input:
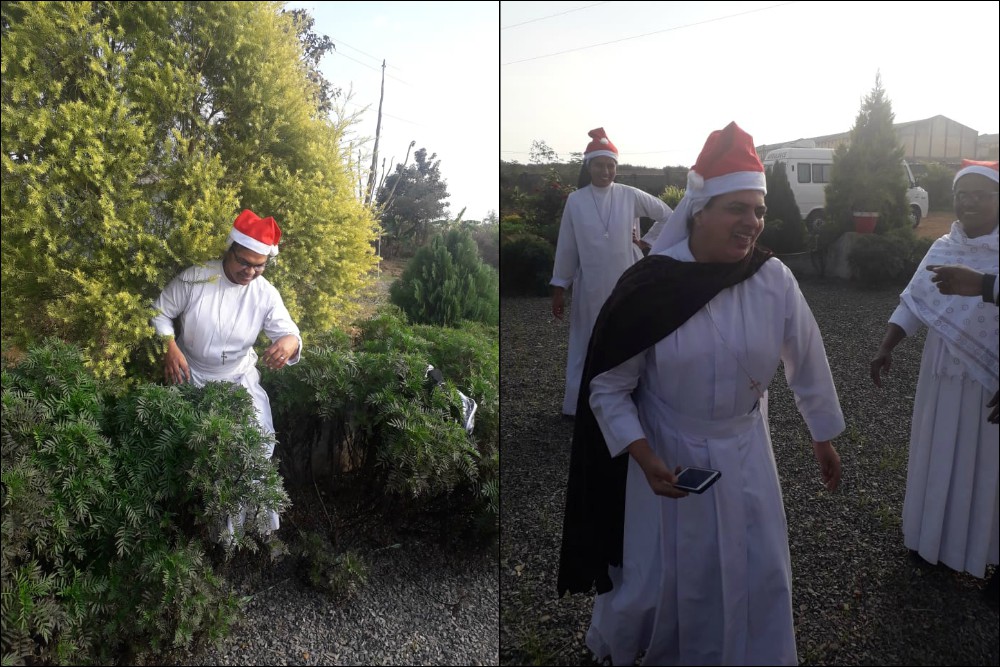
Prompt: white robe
<box><xmin>551</xmin><ymin>183</ymin><xmax>673</xmax><ymax>415</ymax></box>
<box><xmin>889</xmin><ymin>224</ymin><xmax>999</xmax><ymax>578</ymax></box>
<box><xmin>586</xmin><ymin>240</ymin><xmax>845</xmax><ymax>666</ymax></box>
<box><xmin>151</xmin><ymin>260</ymin><xmax>302</xmax><ymax>535</ymax></box>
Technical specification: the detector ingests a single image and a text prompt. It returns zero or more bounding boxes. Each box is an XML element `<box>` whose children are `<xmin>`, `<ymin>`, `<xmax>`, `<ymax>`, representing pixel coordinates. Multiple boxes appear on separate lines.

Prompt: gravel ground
<box><xmin>500</xmin><ymin>273</ymin><xmax>999</xmax><ymax>666</ymax></box>
<box><xmin>142</xmin><ymin>487</ymin><xmax>499</xmax><ymax>666</ymax></box>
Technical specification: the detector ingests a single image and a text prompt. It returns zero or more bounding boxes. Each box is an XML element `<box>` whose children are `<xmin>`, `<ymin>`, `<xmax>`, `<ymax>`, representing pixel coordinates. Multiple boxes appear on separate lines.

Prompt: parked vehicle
<box><xmin>762</xmin><ymin>146</ymin><xmax>929</xmax><ymax>230</ymax></box>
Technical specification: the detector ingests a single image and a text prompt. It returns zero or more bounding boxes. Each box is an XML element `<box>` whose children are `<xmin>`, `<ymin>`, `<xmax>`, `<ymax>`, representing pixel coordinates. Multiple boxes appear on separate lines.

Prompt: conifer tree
<box><xmin>824</xmin><ymin>72</ymin><xmax>909</xmax><ymax>235</ymax></box>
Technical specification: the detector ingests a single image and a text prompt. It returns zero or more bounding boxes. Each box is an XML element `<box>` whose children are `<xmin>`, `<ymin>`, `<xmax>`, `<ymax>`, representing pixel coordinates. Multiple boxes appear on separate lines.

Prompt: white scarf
<box><xmin>900</xmin><ymin>221</ymin><xmax>999</xmax><ymax>393</ymax></box>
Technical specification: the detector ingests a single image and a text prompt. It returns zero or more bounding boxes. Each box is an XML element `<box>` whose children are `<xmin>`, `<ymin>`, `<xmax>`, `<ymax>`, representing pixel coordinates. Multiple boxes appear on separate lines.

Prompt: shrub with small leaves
<box><xmin>265</xmin><ymin>307</ymin><xmax>498</xmax><ymax>535</ymax></box>
<box><xmin>1</xmin><ymin>339</ymin><xmax>286</xmax><ymax>665</ymax></box>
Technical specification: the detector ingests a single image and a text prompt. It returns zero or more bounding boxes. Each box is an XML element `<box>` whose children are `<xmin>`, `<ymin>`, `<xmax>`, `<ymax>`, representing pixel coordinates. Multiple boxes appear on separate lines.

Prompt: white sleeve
<box><xmin>780</xmin><ymin>271</ymin><xmax>846</xmax><ymax>442</ymax></box>
<box><xmin>589</xmin><ymin>350</ymin><xmax>649</xmax><ymax>458</ymax></box>
<box><xmin>551</xmin><ymin>196</ymin><xmax>579</xmax><ymax>289</ymax></box>
<box><xmin>888</xmin><ymin>302</ymin><xmax>923</xmax><ymax>335</ymax></box>
<box><xmin>150</xmin><ymin>273</ymin><xmax>191</xmax><ymax>337</ymax></box>
<box><xmin>642</xmin><ymin>219</ymin><xmax>668</xmax><ymax>245</ymax></box>
<box><xmin>262</xmin><ymin>287</ymin><xmax>303</xmax><ymax>364</ymax></box>
<box><xmin>632</xmin><ymin>188</ymin><xmax>673</xmax><ymax>222</ymax></box>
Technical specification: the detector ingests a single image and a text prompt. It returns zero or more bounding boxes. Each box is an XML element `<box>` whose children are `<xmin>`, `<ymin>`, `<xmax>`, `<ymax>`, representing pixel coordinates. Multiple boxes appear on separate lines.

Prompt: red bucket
<box><xmin>852</xmin><ymin>211</ymin><xmax>879</xmax><ymax>234</ymax></box>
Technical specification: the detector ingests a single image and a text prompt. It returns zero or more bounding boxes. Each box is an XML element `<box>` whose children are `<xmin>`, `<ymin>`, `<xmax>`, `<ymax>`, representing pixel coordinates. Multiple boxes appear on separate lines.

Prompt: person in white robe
<box><xmin>871</xmin><ymin>159</ymin><xmax>999</xmax><ymax>584</ymax></box>
<box><xmin>558</xmin><ymin>122</ymin><xmax>844</xmax><ymax>666</ymax></box>
<box><xmin>151</xmin><ymin>209</ymin><xmax>302</xmax><ymax>540</ymax></box>
<box><xmin>551</xmin><ymin>127</ymin><xmax>673</xmax><ymax>417</ymax></box>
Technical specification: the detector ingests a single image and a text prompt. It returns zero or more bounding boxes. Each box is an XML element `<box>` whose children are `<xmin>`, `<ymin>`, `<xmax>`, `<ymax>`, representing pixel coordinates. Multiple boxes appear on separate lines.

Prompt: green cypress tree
<box><xmin>824</xmin><ymin>72</ymin><xmax>910</xmax><ymax>236</ymax></box>
<box><xmin>759</xmin><ymin>161</ymin><xmax>806</xmax><ymax>254</ymax></box>
<box><xmin>389</xmin><ymin>229</ymin><xmax>498</xmax><ymax>327</ymax></box>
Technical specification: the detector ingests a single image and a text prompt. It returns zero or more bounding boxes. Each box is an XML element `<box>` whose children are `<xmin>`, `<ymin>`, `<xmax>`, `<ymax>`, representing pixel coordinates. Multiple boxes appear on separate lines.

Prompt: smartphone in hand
<box><xmin>673</xmin><ymin>467</ymin><xmax>721</xmax><ymax>494</ymax></box>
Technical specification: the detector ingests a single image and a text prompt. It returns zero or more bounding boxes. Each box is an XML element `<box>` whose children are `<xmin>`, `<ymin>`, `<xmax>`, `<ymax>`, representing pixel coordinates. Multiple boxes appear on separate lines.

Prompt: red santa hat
<box><xmin>584</xmin><ymin>127</ymin><xmax>618</xmax><ymax>162</ymax></box>
<box><xmin>227</xmin><ymin>209</ymin><xmax>281</xmax><ymax>257</ymax></box>
<box><xmin>686</xmin><ymin>121</ymin><xmax>766</xmax><ymax>196</ymax></box>
<box><xmin>648</xmin><ymin>122</ymin><xmax>767</xmax><ymax>254</ymax></box>
<box><xmin>953</xmin><ymin>158</ymin><xmax>999</xmax><ymax>187</ymax></box>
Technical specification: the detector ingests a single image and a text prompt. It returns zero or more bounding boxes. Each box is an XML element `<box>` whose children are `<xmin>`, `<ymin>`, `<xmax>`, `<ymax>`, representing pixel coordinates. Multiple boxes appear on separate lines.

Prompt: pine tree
<box><xmin>389</xmin><ymin>229</ymin><xmax>498</xmax><ymax>327</ymax></box>
<box><xmin>824</xmin><ymin>72</ymin><xmax>909</xmax><ymax>235</ymax></box>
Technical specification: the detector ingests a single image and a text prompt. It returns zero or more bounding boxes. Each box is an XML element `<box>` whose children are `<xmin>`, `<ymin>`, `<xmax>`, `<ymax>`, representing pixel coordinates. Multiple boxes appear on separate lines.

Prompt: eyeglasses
<box><xmin>954</xmin><ymin>190</ymin><xmax>1000</xmax><ymax>204</ymax></box>
<box><xmin>229</xmin><ymin>249</ymin><xmax>268</xmax><ymax>272</ymax></box>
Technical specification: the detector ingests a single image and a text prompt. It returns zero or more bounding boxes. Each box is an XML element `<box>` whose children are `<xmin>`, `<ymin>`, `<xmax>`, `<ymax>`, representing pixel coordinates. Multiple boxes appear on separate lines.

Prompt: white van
<box><xmin>762</xmin><ymin>147</ymin><xmax>929</xmax><ymax>229</ymax></box>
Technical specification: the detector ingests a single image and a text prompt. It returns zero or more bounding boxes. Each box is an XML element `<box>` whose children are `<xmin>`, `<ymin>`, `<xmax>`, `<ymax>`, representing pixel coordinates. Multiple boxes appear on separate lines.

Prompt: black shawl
<box><xmin>556</xmin><ymin>247</ymin><xmax>772</xmax><ymax>596</ymax></box>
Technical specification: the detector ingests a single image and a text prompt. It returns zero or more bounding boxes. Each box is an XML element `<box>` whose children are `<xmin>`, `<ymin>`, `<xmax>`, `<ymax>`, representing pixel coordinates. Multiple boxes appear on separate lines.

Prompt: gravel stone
<box><xmin>141</xmin><ymin>489</ymin><xmax>499</xmax><ymax>666</ymax></box>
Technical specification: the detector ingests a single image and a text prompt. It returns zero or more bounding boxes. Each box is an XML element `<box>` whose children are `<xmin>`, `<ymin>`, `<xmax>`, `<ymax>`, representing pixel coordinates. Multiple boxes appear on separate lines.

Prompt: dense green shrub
<box><xmin>389</xmin><ymin>229</ymin><xmax>499</xmax><ymax>327</ymax></box>
<box><xmin>759</xmin><ymin>162</ymin><xmax>806</xmax><ymax>254</ymax></box>
<box><xmin>659</xmin><ymin>185</ymin><xmax>685</xmax><ymax>208</ymax></box>
<box><xmin>1</xmin><ymin>2</ymin><xmax>378</xmax><ymax>382</ymax></box>
<box><xmin>848</xmin><ymin>233</ymin><xmax>912</xmax><ymax>287</ymax></box>
<box><xmin>265</xmin><ymin>307</ymin><xmax>498</xmax><ymax>535</ymax></box>
<box><xmin>2</xmin><ymin>339</ymin><xmax>285</xmax><ymax>665</ymax></box>
<box><xmin>500</xmin><ymin>234</ymin><xmax>555</xmax><ymax>296</ymax></box>
<box><xmin>465</xmin><ymin>219</ymin><xmax>499</xmax><ymax>269</ymax></box>
<box><xmin>919</xmin><ymin>162</ymin><xmax>957</xmax><ymax>212</ymax></box>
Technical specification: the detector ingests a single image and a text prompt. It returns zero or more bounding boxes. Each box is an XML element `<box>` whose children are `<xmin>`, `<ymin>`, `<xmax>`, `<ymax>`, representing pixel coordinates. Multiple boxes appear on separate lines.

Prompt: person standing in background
<box><xmin>551</xmin><ymin>127</ymin><xmax>673</xmax><ymax>418</ymax></box>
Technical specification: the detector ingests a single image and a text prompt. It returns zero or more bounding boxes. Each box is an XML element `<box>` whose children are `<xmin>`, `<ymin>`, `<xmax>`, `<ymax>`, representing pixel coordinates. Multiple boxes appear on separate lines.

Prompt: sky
<box><xmin>501</xmin><ymin>0</ymin><xmax>1000</xmax><ymax>169</ymax></box>
<box><xmin>284</xmin><ymin>1</ymin><xmax>500</xmax><ymax>221</ymax></box>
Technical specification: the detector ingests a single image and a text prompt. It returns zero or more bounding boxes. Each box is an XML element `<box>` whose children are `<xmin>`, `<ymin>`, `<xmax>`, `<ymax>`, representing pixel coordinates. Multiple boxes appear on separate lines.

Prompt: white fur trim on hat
<box><xmin>689</xmin><ymin>170</ymin><xmax>767</xmax><ymax>199</ymax></box>
<box><xmin>585</xmin><ymin>149</ymin><xmax>618</xmax><ymax>162</ymax></box>
<box><xmin>954</xmin><ymin>165</ymin><xmax>1000</xmax><ymax>186</ymax></box>
<box><xmin>228</xmin><ymin>228</ymin><xmax>280</xmax><ymax>257</ymax></box>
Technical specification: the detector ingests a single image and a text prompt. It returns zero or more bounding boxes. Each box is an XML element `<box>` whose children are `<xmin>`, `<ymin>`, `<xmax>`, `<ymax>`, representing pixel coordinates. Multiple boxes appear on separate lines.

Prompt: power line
<box><xmin>330</xmin><ymin>50</ymin><xmax>411</xmax><ymax>86</ymax></box>
<box><xmin>502</xmin><ymin>1</ymin><xmax>796</xmax><ymax>66</ymax></box>
<box><xmin>501</xmin><ymin>1</ymin><xmax>610</xmax><ymax>30</ymax></box>
<box><xmin>326</xmin><ymin>34</ymin><xmax>404</xmax><ymax>73</ymax></box>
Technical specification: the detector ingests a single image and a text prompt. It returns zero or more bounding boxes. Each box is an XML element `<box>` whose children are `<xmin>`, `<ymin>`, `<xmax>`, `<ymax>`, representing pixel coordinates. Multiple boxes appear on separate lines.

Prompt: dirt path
<box><xmin>915</xmin><ymin>211</ymin><xmax>954</xmax><ymax>239</ymax></box>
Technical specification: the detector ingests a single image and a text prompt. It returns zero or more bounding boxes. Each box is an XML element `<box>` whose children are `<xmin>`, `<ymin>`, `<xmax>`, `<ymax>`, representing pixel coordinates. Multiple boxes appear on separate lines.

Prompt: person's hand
<box><xmin>813</xmin><ymin>440</ymin><xmax>841</xmax><ymax>492</ymax></box>
<box><xmin>628</xmin><ymin>439</ymin><xmax>688</xmax><ymax>499</ymax></box>
<box><xmin>632</xmin><ymin>228</ymin><xmax>650</xmax><ymax>252</ymax></box>
<box><xmin>988</xmin><ymin>390</ymin><xmax>999</xmax><ymax>425</ymax></box>
<box><xmin>870</xmin><ymin>349</ymin><xmax>892</xmax><ymax>387</ymax></box>
<box><xmin>263</xmin><ymin>334</ymin><xmax>299</xmax><ymax>371</ymax></box>
<box><xmin>163</xmin><ymin>338</ymin><xmax>191</xmax><ymax>385</ymax></box>
<box><xmin>551</xmin><ymin>287</ymin><xmax>565</xmax><ymax>321</ymax></box>
<box><xmin>926</xmin><ymin>264</ymin><xmax>983</xmax><ymax>297</ymax></box>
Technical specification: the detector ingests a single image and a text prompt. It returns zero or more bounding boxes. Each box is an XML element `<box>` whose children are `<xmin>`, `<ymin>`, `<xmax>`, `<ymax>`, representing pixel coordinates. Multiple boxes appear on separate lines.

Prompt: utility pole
<box><xmin>365</xmin><ymin>60</ymin><xmax>386</xmax><ymax>208</ymax></box>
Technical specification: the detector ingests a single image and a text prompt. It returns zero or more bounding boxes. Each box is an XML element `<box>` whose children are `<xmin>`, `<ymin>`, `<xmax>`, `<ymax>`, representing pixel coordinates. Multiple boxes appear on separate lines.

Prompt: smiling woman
<box><xmin>559</xmin><ymin>121</ymin><xmax>845</xmax><ymax>666</ymax></box>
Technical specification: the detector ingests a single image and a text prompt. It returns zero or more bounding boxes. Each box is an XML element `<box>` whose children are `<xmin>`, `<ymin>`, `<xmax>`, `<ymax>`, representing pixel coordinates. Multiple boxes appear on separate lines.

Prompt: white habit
<box><xmin>889</xmin><ymin>222</ymin><xmax>999</xmax><ymax>578</ymax></box>
<box><xmin>151</xmin><ymin>259</ymin><xmax>302</xmax><ymax>534</ymax></box>
<box><xmin>551</xmin><ymin>183</ymin><xmax>672</xmax><ymax>415</ymax></box>
<box><xmin>586</xmin><ymin>241</ymin><xmax>845</xmax><ymax>666</ymax></box>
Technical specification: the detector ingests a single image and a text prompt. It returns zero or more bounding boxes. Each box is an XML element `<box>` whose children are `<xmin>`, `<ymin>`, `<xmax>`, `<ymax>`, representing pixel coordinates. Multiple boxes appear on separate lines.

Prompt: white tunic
<box><xmin>551</xmin><ymin>183</ymin><xmax>673</xmax><ymax>415</ymax></box>
<box><xmin>888</xmin><ymin>223</ymin><xmax>999</xmax><ymax>578</ymax></box>
<box><xmin>151</xmin><ymin>260</ymin><xmax>302</xmax><ymax>442</ymax></box>
<box><xmin>586</xmin><ymin>240</ymin><xmax>845</xmax><ymax>666</ymax></box>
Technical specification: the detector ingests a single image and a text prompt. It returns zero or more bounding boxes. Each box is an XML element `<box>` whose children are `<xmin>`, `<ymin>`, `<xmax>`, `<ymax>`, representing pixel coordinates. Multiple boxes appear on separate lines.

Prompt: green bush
<box><xmin>389</xmin><ymin>229</ymin><xmax>499</xmax><ymax>327</ymax></box>
<box><xmin>848</xmin><ymin>233</ymin><xmax>912</xmax><ymax>287</ymax></box>
<box><xmin>465</xmin><ymin>220</ymin><xmax>499</xmax><ymax>269</ymax></box>
<box><xmin>2</xmin><ymin>339</ymin><xmax>286</xmax><ymax>665</ymax></box>
<box><xmin>265</xmin><ymin>307</ymin><xmax>499</xmax><ymax>536</ymax></box>
<box><xmin>500</xmin><ymin>234</ymin><xmax>555</xmax><ymax>296</ymax></box>
<box><xmin>920</xmin><ymin>162</ymin><xmax>957</xmax><ymax>212</ymax></box>
<box><xmin>659</xmin><ymin>185</ymin><xmax>686</xmax><ymax>208</ymax></box>
<box><xmin>760</xmin><ymin>162</ymin><xmax>806</xmax><ymax>254</ymax></box>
